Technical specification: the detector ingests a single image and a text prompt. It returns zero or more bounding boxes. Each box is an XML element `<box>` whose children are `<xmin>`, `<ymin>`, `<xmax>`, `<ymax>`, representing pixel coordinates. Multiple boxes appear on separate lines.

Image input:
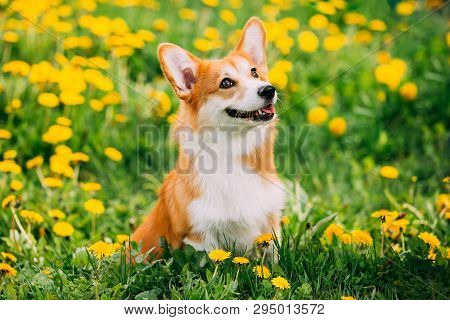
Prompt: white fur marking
<box><xmin>183</xmin><ymin>127</ymin><xmax>285</xmax><ymax>252</ymax></box>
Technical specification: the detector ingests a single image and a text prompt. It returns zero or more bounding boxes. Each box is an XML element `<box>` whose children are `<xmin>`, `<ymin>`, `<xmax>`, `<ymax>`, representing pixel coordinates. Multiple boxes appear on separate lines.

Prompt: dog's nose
<box><xmin>258</xmin><ymin>85</ymin><xmax>276</xmax><ymax>100</ymax></box>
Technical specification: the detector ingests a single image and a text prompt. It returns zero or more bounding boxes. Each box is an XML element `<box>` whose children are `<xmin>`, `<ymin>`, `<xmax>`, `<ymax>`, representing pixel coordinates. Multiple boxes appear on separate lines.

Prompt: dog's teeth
<box><xmin>257</xmin><ymin>109</ymin><xmax>262</xmax><ymax>115</ymax></box>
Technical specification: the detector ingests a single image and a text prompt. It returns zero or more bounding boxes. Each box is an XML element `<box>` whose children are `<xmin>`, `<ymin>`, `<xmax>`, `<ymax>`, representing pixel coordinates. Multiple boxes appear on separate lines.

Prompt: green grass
<box><xmin>2</xmin><ymin>221</ymin><xmax>448</xmax><ymax>300</ymax></box>
<box><xmin>0</xmin><ymin>0</ymin><xmax>449</xmax><ymax>299</ymax></box>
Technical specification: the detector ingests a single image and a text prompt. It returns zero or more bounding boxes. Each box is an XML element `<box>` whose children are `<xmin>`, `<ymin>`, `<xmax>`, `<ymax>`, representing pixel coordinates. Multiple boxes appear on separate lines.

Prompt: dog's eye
<box><xmin>220</xmin><ymin>78</ymin><xmax>235</xmax><ymax>89</ymax></box>
<box><xmin>251</xmin><ymin>67</ymin><xmax>258</xmax><ymax>78</ymax></box>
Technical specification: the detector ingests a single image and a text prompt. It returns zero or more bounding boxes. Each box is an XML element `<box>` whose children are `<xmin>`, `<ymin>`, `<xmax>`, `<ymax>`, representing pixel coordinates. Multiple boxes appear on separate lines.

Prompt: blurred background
<box><xmin>0</xmin><ymin>0</ymin><xmax>448</xmax><ymax>293</ymax></box>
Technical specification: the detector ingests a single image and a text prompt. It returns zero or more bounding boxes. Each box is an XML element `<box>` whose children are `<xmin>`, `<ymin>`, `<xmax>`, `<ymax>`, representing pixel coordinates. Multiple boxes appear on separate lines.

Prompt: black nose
<box><xmin>258</xmin><ymin>85</ymin><xmax>276</xmax><ymax>100</ymax></box>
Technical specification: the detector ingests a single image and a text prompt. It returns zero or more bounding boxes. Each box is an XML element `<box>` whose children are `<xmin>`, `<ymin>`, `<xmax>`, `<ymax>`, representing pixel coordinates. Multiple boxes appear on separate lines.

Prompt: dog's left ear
<box><xmin>235</xmin><ymin>17</ymin><xmax>267</xmax><ymax>69</ymax></box>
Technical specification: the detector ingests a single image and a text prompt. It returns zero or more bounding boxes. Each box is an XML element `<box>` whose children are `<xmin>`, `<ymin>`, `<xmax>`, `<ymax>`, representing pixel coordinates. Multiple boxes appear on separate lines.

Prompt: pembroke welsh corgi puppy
<box><xmin>132</xmin><ymin>17</ymin><xmax>285</xmax><ymax>257</ymax></box>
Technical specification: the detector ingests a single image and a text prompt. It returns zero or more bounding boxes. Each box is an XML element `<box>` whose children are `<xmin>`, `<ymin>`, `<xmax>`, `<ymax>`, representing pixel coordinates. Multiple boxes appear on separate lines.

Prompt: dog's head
<box><xmin>158</xmin><ymin>17</ymin><xmax>277</xmax><ymax>128</ymax></box>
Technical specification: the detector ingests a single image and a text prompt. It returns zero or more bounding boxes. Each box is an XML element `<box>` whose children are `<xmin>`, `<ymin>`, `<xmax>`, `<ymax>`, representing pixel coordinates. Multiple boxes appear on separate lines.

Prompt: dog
<box><xmin>131</xmin><ymin>17</ymin><xmax>285</xmax><ymax>257</ymax></box>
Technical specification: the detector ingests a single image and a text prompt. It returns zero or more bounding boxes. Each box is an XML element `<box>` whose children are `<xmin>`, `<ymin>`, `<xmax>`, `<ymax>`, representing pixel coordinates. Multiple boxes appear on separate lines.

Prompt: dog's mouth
<box><xmin>225</xmin><ymin>104</ymin><xmax>275</xmax><ymax>122</ymax></box>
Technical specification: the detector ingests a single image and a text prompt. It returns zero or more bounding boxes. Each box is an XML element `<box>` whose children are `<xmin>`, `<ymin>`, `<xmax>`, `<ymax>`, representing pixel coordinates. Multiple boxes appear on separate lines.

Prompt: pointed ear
<box><xmin>158</xmin><ymin>43</ymin><xmax>200</xmax><ymax>100</ymax></box>
<box><xmin>235</xmin><ymin>17</ymin><xmax>267</xmax><ymax>68</ymax></box>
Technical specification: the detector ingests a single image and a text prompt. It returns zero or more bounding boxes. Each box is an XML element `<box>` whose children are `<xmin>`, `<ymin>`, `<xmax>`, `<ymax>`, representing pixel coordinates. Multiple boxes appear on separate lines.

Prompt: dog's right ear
<box><xmin>158</xmin><ymin>43</ymin><xmax>200</xmax><ymax>100</ymax></box>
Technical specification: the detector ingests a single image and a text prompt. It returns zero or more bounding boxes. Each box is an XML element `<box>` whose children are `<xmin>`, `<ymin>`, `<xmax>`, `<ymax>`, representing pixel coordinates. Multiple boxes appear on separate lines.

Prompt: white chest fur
<box><xmin>181</xmin><ymin>125</ymin><xmax>286</xmax><ymax>252</ymax></box>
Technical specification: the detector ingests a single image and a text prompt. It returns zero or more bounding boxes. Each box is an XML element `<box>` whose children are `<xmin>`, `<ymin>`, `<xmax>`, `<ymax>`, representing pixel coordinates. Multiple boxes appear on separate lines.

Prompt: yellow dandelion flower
<box><xmin>114</xmin><ymin>114</ymin><xmax>127</xmax><ymax>123</ymax></box>
<box><xmin>354</xmin><ymin>30</ymin><xmax>372</xmax><ymax>45</ymax></box>
<box><xmin>368</xmin><ymin>19</ymin><xmax>387</xmax><ymax>32</ymax></box>
<box><xmin>20</xmin><ymin>210</ymin><xmax>44</xmax><ymax>224</ymax></box>
<box><xmin>43</xmin><ymin>177</ymin><xmax>63</xmax><ymax>188</ymax></box>
<box><xmin>167</xmin><ymin>114</ymin><xmax>177</xmax><ymax>124</ymax></box>
<box><xmin>0</xmin><ymin>160</ymin><xmax>22</xmax><ymax>174</ymax></box>
<box><xmin>384</xmin><ymin>218</ymin><xmax>410</xmax><ymax>238</ymax></box>
<box><xmin>202</xmin><ymin>0</ymin><xmax>219</xmax><ymax>7</ymax></box>
<box><xmin>2</xmin><ymin>60</ymin><xmax>30</xmax><ymax>76</ymax></box>
<box><xmin>84</xmin><ymin>198</ymin><xmax>105</xmax><ymax>215</ymax></box>
<box><xmin>428</xmin><ymin>248</ymin><xmax>436</xmax><ymax>261</ymax></box>
<box><xmin>70</xmin><ymin>152</ymin><xmax>89</xmax><ymax>162</ymax></box>
<box><xmin>26</xmin><ymin>156</ymin><xmax>44</xmax><ymax>169</ymax></box>
<box><xmin>42</xmin><ymin>125</ymin><xmax>73</xmax><ymax>144</ymax></box>
<box><xmin>58</xmin><ymin>4</ymin><xmax>72</xmax><ymax>17</ymax></box>
<box><xmin>371</xmin><ymin>209</ymin><xmax>398</xmax><ymax>219</ymax></box>
<box><xmin>152</xmin><ymin>19</ymin><xmax>169</xmax><ymax>32</ymax></box>
<box><xmin>340</xmin><ymin>233</ymin><xmax>352</xmax><ymax>244</ymax></box>
<box><xmin>193</xmin><ymin>38</ymin><xmax>222</xmax><ymax>52</ymax></box>
<box><xmin>0</xmin><ymin>262</ymin><xmax>17</xmax><ymax>277</ymax></box>
<box><xmin>399</xmin><ymin>82</ymin><xmax>418</xmax><ymax>101</ymax></box>
<box><xmin>55</xmin><ymin>145</ymin><xmax>72</xmax><ymax>156</ymax></box>
<box><xmin>89</xmin><ymin>56</ymin><xmax>110</xmax><ymax>69</ymax></box>
<box><xmin>232</xmin><ymin>257</ymin><xmax>250</xmax><ymax>265</ymax></box>
<box><xmin>298</xmin><ymin>31</ymin><xmax>319</xmax><ymax>53</ymax></box>
<box><xmin>112</xmin><ymin>46</ymin><xmax>134</xmax><ymax>57</ymax></box>
<box><xmin>89</xmin><ymin>99</ymin><xmax>105</xmax><ymax>112</ymax></box>
<box><xmin>324</xmin><ymin>223</ymin><xmax>344</xmax><ymax>242</ymax></box>
<box><xmin>101</xmin><ymin>92</ymin><xmax>121</xmax><ymax>105</ymax></box>
<box><xmin>88</xmin><ymin>241</ymin><xmax>117</xmax><ymax>259</ymax></box>
<box><xmin>281</xmin><ymin>216</ymin><xmax>290</xmax><ymax>225</ymax></box>
<box><xmin>219</xmin><ymin>9</ymin><xmax>236</xmax><ymax>25</ymax></box>
<box><xmin>2</xmin><ymin>194</ymin><xmax>16</xmax><ymax>208</ymax></box>
<box><xmin>204</xmin><ymin>26</ymin><xmax>220</xmax><ymax>40</ymax></box>
<box><xmin>377</xmin><ymin>51</ymin><xmax>391</xmax><ymax>64</ymax></box>
<box><xmin>52</xmin><ymin>221</ymin><xmax>74</xmax><ymax>237</ymax></box>
<box><xmin>309</xmin><ymin>14</ymin><xmax>329</xmax><ymax>30</ymax></box>
<box><xmin>10</xmin><ymin>180</ymin><xmax>23</xmax><ymax>191</ymax></box>
<box><xmin>327</xmin><ymin>22</ymin><xmax>341</xmax><ymax>35</ymax></box>
<box><xmin>328</xmin><ymin>117</ymin><xmax>347</xmax><ymax>136</ymax></box>
<box><xmin>208</xmin><ymin>249</ymin><xmax>231</xmax><ymax>262</ymax></box>
<box><xmin>255</xmin><ymin>233</ymin><xmax>273</xmax><ymax>246</ymax></box>
<box><xmin>307</xmin><ymin>106</ymin><xmax>328</xmax><ymax>125</ymax></box>
<box><xmin>3</xmin><ymin>31</ymin><xmax>19</xmax><ymax>43</ymax></box>
<box><xmin>436</xmin><ymin>194</ymin><xmax>449</xmax><ymax>212</ymax></box>
<box><xmin>275</xmin><ymin>35</ymin><xmax>295</xmax><ymax>55</ymax></box>
<box><xmin>396</xmin><ymin>1</ymin><xmax>416</xmax><ymax>16</ymax></box>
<box><xmin>116</xmin><ymin>234</ymin><xmax>130</xmax><ymax>244</ymax></box>
<box><xmin>3</xmin><ymin>150</ymin><xmax>17</xmax><ymax>160</ymax></box>
<box><xmin>80</xmin><ymin>182</ymin><xmax>102</xmax><ymax>192</ymax></box>
<box><xmin>344</xmin><ymin>12</ymin><xmax>366</xmax><ymax>26</ymax></box>
<box><xmin>341</xmin><ymin>296</ymin><xmax>356</xmax><ymax>300</ymax></box>
<box><xmin>0</xmin><ymin>129</ymin><xmax>12</xmax><ymax>140</ymax></box>
<box><xmin>48</xmin><ymin>209</ymin><xmax>66</xmax><ymax>219</ymax></box>
<box><xmin>104</xmin><ymin>147</ymin><xmax>123</xmax><ymax>161</ymax></box>
<box><xmin>9</xmin><ymin>98</ymin><xmax>22</xmax><ymax>110</ymax></box>
<box><xmin>38</xmin><ymin>93</ymin><xmax>59</xmax><ymax>108</ymax></box>
<box><xmin>229</xmin><ymin>0</ymin><xmax>242</xmax><ymax>9</ymax></box>
<box><xmin>271</xmin><ymin>276</ymin><xmax>291</xmax><ymax>290</ymax></box>
<box><xmin>323</xmin><ymin>33</ymin><xmax>346</xmax><ymax>51</ymax></box>
<box><xmin>374</xmin><ymin>58</ymin><xmax>407</xmax><ymax>90</ymax></box>
<box><xmin>268</xmin><ymin>68</ymin><xmax>288</xmax><ymax>89</ymax></box>
<box><xmin>351</xmin><ymin>230</ymin><xmax>373</xmax><ymax>246</ymax></box>
<box><xmin>253</xmin><ymin>265</ymin><xmax>271</xmax><ymax>279</ymax></box>
<box><xmin>59</xmin><ymin>91</ymin><xmax>85</xmax><ymax>106</ymax></box>
<box><xmin>0</xmin><ymin>159</ymin><xmax>16</xmax><ymax>172</ymax></box>
<box><xmin>178</xmin><ymin>8</ymin><xmax>197</xmax><ymax>21</ymax></box>
<box><xmin>1</xmin><ymin>252</ymin><xmax>17</xmax><ymax>262</ymax></box>
<box><xmin>418</xmin><ymin>232</ymin><xmax>440</xmax><ymax>248</ymax></box>
<box><xmin>379</xmin><ymin>166</ymin><xmax>399</xmax><ymax>179</ymax></box>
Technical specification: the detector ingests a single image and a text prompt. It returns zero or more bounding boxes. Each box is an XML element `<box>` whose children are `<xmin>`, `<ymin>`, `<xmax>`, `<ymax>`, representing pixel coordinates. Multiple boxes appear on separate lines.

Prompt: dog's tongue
<box><xmin>261</xmin><ymin>104</ymin><xmax>275</xmax><ymax>114</ymax></box>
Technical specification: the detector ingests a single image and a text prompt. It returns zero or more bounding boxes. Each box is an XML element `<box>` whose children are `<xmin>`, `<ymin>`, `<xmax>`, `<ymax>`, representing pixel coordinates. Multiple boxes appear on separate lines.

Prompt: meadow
<box><xmin>0</xmin><ymin>0</ymin><xmax>449</xmax><ymax>300</ymax></box>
